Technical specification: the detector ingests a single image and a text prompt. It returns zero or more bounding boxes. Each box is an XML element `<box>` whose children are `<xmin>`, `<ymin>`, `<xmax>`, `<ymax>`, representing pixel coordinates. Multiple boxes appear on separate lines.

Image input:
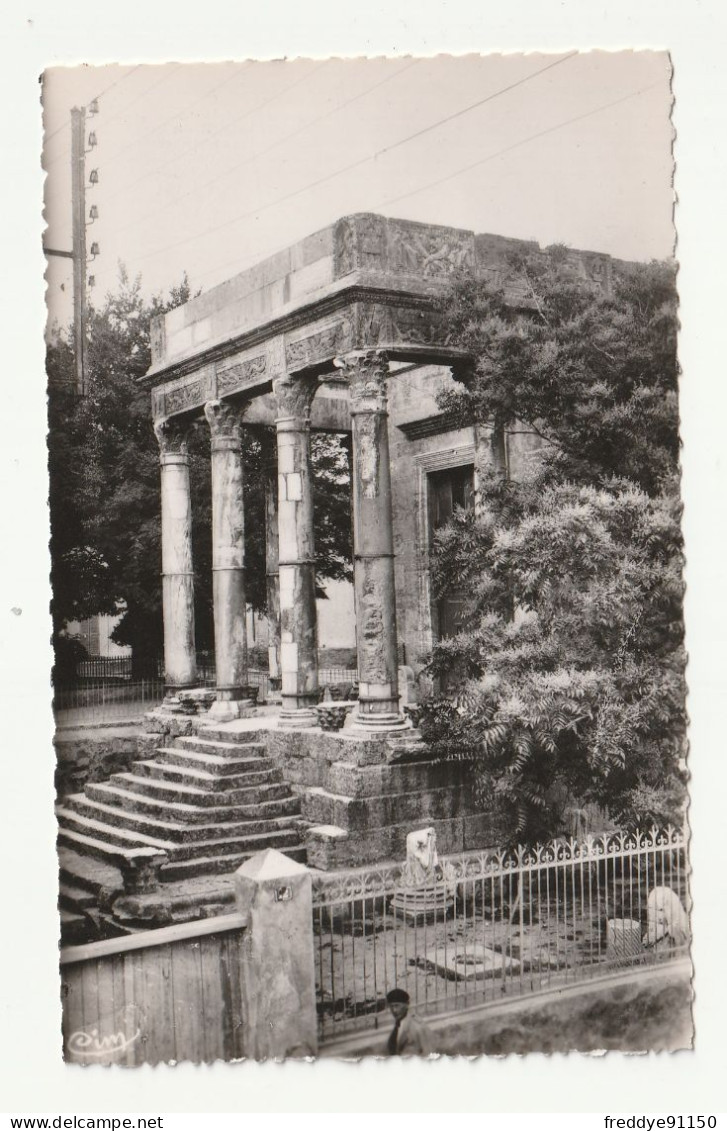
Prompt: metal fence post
<box><xmin>235</xmin><ymin>848</ymin><xmax>318</xmax><ymax>1059</ymax></box>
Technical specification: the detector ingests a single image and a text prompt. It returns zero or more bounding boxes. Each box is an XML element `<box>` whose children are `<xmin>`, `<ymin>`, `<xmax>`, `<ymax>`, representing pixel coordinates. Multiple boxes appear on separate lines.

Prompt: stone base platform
<box><xmin>202</xmin><ymin>715</ymin><xmax>505</xmax><ymax>870</ymax></box>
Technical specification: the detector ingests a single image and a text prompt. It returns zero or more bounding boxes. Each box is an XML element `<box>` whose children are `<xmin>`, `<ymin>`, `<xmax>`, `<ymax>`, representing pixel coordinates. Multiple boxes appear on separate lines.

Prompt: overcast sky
<box><xmin>43</xmin><ymin>52</ymin><xmax>673</xmax><ymax>327</ymax></box>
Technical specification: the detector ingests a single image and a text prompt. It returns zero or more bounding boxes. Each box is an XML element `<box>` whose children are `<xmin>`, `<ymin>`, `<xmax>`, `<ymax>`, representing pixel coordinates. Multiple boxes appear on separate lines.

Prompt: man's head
<box><xmin>387</xmin><ymin>988</ymin><xmax>410</xmax><ymax>1021</ymax></box>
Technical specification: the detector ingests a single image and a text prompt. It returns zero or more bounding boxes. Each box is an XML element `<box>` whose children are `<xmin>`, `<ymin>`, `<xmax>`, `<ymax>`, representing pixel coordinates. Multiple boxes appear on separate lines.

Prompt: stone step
<box><xmin>160</xmin><ymin>843</ymin><xmax>307</xmax><ymax>882</ymax></box>
<box><xmin>65</xmin><ymin>791</ymin><xmax>303</xmax><ymax>844</ymax></box>
<box><xmin>58</xmin><ymin>879</ymin><xmax>97</xmax><ymax>913</ymax></box>
<box><xmin>58</xmin><ymin>847</ymin><xmax>123</xmax><ymax>897</ymax></box>
<box><xmin>85</xmin><ymin>781</ymin><xmax>301</xmax><ymax>824</ymax></box>
<box><xmin>60</xmin><ymin>909</ymin><xmax>90</xmax><ymax>946</ymax></box>
<box><xmin>132</xmin><ymin>759</ymin><xmax>281</xmax><ymax>791</ymax></box>
<box><xmin>102</xmin><ymin>772</ymin><xmax>291</xmax><ymax>808</ymax></box>
<box><xmin>169</xmin><ymin>826</ymin><xmax>302</xmax><ymax>863</ymax></box>
<box><xmin>174</xmin><ymin>736</ymin><xmax>268</xmax><ymax>757</ymax></box>
<box><xmin>57</xmin><ymin>826</ymin><xmax>167</xmax><ymax>869</ymax></box>
<box><xmin>157</xmin><ymin>746</ymin><xmax>271</xmax><ymax>774</ymax></box>
<box><xmin>60</xmin><ymin>802</ymin><xmax>302</xmax><ymax>863</ymax></box>
<box><xmin>57</xmin><ymin>803</ymin><xmax>176</xmax><ymax>852</ymax></box>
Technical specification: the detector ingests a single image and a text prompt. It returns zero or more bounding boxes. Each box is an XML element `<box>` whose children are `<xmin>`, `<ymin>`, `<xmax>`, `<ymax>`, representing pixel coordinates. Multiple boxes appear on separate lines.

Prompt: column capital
<box><xmin>153</xmin><ymin>416</ymin><xmax>190</xmax><ymax>459</ymax></box>
<box><xmin>334</xmin><ymin>349</ymin><xmax>391</xmax><ymax>414</ymax></box>
<box><xmin>204</xmin><ymin>399</ymin><xmax>243</xmax><ymax>451</ymax></box>
<box><xmin>272</xmin><ymin>372</ymin><xmax>319</xmax><ymax>425</ymax></box>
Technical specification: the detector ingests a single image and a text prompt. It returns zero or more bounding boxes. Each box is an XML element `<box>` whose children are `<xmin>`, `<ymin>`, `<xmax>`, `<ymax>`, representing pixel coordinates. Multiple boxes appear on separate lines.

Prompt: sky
<box><xmin>42</xmin><ymin>52</ymin><xmax>674</xmax><ymax>327</ymax></box>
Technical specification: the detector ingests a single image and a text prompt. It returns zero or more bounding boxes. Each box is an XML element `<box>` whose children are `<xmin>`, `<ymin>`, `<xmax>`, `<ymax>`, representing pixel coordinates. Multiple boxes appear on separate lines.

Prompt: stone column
<box><xmin>154</xmin><ymin>417</ymin><xmax>197</xmax><ymax>690</ymax></box>
<box><xmin>336</xmin><ymin>350</ymin><xmax>407</xmax><ymax>732</ymax></box>
<box><xmin>204</xmin><ymin>399</ymin><xmax>251</xmax><ymax>720</ymax></box>
<box><xmin>262</xmin><ymin>430</ymin><xmax>282</xmax><ymax>697</ymax></box>
<box><xmin>272</xmin><ymin>373</ymin><xmax>320</xmax><ymax>726</ymax></box>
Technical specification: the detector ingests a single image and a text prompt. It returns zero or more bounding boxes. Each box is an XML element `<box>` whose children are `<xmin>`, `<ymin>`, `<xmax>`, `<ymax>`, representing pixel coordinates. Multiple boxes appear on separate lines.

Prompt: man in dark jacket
<box><xmin>385</xmin><ymin>988</ymin><xmax>434</xmax><ymax>1056</ymax></box>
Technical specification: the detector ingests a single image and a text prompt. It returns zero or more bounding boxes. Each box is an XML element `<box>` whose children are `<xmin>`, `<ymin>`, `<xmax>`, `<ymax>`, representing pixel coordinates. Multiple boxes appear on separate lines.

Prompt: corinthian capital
<box><xmin>334</xmin><ymin>350</ymin><xmax>390</xmax><ymax>413</ymax></box>
<box><xmin>153</xmin><ymin>416</ymin><xmax>190</xmax><ymax>457</ymax></box>
<box><xmin>204</xmin><ymin>399</ymin><xmax>243</xmax><ymax>449</ymax></box>
<box><xmin>272</xmin><ymin>372</ymin><xmax>319</xmax><ymax>423</ymax></box>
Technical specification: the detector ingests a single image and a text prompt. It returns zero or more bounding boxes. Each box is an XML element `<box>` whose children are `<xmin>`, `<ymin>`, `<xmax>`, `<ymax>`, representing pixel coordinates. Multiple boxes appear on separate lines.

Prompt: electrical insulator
<box><xmin>89</xmin><ymin>242</ymin><xmax>100</xmax><ymax>259</ymax></box>
<box><xmin>88</xmin><ymin>99</ymin><xmax>99</xmax><ymax>115</ymax></box>
<box><xmin>88</xmin><ymin>204</ymin><xmax>99</xmax><ymax>223</ymax></box>
<box><xmin>89</xmin><ymin>169</ymin><xmax>99</xmax><ymax>185</ymax></box>
<box><xmin>88</xmin><ymin>275</ymin><xmax>96</xmax><ymax>288</ymax></box>
<box><xmin>87</xmin><ymin>131</ymin><xmax>97</xmax><ymax>148</ymax></box>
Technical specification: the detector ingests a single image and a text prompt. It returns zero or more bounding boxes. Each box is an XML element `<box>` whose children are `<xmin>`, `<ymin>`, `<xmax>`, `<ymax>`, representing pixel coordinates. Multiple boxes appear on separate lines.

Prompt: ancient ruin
<box><xmin>57</xmin><ymin>213</ymin><xmax>622</xmax><ymax>938</ymax></box>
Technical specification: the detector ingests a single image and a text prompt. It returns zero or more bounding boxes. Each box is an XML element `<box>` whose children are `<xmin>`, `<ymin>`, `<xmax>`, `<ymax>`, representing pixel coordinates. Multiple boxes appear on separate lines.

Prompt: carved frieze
<box><xmin>216</xmin><ymin>353</ymin><xmax>267</xmax><ymax>398</ymax></box>
<box><xmin>334</xmin><ymin>214</ymin><xmax>387</xmax><ymax>278</ymax></box>
<box><xmin>386</xmin><ymin>220</ymin><xmax>474</xmax><ymax>278</ymax></box>
<box><xmin>355</xmin><ymin>301</ymin><xmax>445</xmax><ymax>350</ymax></box>
<box><xmin>162</xmin><ymin>374</ymin><xmax>210</xmax><ymax>417</ymax></box>
<box><xmin>285</xmin><ymin>318</ymin><xmax>353</xmax><ymax>373</ymax></box>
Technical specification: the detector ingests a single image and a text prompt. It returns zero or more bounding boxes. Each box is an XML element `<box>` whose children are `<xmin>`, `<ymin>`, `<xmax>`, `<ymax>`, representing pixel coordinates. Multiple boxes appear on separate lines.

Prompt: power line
<box><xmin>97</xmin><ymin>66</ymin><xmax>257</xmax><ymax>172</ymax></box>
<box><xmin>42</xmin><ymin>65</ymin><xmax>144</xmax><ymax>155</ymax></box>
<box><xmin>44</xmin><ymin>65</ymin><xmax>183</xmax><ymax>170</ymax></box>
<box><xmin>110</xmin><ymin>58</ymin><xmax>421</xmax><ymax>240</ymax></box>
<box><xmin>170</xmin><ymin>77</ymin><xmax>659</xmax><ymax>293</ymax></box>
<box><xmin>131</xmin><ymin>53</ymin><xmax>577</xmax><ymax>269</ymax></box>
<box><xmin>99</xmin><ymin>60</ymin><xmax>330</xmax><ymax>208</ymax></box>
<box><xmin>378</xmin><ymin>80</ymin><xmax>663</xmax><ymax>212</ymax></box>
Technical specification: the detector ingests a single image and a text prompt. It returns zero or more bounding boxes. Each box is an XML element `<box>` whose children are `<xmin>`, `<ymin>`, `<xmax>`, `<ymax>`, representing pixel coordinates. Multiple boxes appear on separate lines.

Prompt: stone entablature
<box><xmin>142</xmin><ymin>214</ymin><xmax>618</xmax><ymax>413</ymax></box>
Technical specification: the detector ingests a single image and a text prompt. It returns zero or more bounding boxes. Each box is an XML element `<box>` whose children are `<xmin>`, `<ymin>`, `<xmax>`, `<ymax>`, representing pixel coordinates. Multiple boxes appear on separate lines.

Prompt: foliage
<box><xmin>48</xmin><ymin>267</ymin><xmax>352</xmax><ymax>678</ymax></box>
<box><xmin>424</xmin><ymin>250</ymin><xmax>686</xmax><ymax>842</ymax></box>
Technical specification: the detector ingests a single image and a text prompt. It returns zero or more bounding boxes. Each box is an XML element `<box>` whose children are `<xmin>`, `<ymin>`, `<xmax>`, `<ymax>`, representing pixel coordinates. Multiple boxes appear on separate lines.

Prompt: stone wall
<box><xmin>260</xmin><ymin>725</ymin><xmax>505</xmax><ymax>869</ymax></box>
<box><xmin>55</xmin><ymin>727</ymin><xmax>141</xmax><ymax>797</ymax></box>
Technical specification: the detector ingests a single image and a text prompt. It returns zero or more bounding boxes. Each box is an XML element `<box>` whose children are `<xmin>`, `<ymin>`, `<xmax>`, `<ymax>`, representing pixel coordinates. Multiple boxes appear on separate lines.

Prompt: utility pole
<box><xmin>70</xmin><ymin>106</ymin><xmax>87</xmax><ymax>396</ymax></box>
<box><xmin>45</xmin><ymin>103</ymin><xmax>98</xmax><ymax>396</ymax></box>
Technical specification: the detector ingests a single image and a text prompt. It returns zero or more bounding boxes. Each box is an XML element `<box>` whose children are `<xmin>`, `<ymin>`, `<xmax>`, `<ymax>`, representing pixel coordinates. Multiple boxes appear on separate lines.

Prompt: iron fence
<box><xmin>76</xmin><ymin>655</ymin><xmax>133</xmax><ymax>681</ymax></box>
<box><xmin>53</xmin><ymin>678</ymin><xmax>167</xmax><ymax>726</ymax></box>
<box><xmin>311</xmin><ymin>826</ymin><xmax>689</xmax><ymax>1041</ymax></box>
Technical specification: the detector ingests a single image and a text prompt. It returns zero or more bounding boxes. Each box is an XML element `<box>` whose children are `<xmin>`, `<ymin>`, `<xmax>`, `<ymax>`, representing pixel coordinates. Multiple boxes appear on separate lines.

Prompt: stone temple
<box><xmin>57</xmin><ymin>214</ymin><xmax>621</xmax><ymax>936</ymax></box>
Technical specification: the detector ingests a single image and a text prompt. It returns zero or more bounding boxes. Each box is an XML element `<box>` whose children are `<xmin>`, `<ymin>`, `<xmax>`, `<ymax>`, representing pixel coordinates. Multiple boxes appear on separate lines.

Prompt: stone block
<box><xmin>301</xmin><ymin>784</ymin><xmax>479</xmax><ymax>833</ymax></box>
<box><xmin>142</xmin><ymin>709</ymin><xmax>195</xmax><ymax>738</ymax></box>
<box><xmin>326</xmin><ymin>757</ymin><xmax>469</xmax><ymax>799</ymax></box>
<box><xmin>305</xmin><ymin>825</ymin><xmax>350</xmax><ymax>871</ymax></box>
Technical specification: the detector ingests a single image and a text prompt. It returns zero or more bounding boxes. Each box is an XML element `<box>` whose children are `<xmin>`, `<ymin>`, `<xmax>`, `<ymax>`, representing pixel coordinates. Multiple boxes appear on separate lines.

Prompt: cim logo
<box><xmin>66</xmin><ymin>1004</ymin><xmax>143</xmax><ymax>1064</ymax></box>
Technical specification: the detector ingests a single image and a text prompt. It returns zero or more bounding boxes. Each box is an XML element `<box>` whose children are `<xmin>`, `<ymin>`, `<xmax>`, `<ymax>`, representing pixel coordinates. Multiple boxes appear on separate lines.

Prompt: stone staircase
<box><xmin>57</xmin><ymin>729</ymin><xmax>306</xmax><ymax>939</ymax></box>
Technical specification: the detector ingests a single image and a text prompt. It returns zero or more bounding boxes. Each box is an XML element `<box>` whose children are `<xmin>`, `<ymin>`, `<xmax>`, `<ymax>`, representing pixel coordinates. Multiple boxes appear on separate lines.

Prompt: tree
<box><xmin>422</xmin><ymin>250</ymin><xmax>686</xmax><ymax>842</ymax></box>
<box><xmin>48</xmin><ymin>267</ymin><xmax>353</xmax><ymax>678</ymax></box>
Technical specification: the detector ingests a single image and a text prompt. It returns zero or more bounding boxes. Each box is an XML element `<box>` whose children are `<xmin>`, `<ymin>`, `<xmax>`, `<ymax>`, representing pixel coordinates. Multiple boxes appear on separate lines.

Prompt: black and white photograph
<box><xmin>41</xmin><ymin>51</ymin><xmax>692</xmax><ymax>1063</ymax></box>
<box><xmin>3</xmin><ymin>0</ymin><xmax>727</xmax><ymax>1116</ymax></box>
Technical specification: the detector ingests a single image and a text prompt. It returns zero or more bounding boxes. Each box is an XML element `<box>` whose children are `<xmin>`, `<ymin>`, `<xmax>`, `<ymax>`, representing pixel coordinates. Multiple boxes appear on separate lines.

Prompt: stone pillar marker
<box><xmin>204</xmin><ymin>399</ymin><xmax>251</xmax><ymax>720</ymax></box>
<box><xmin>272</xmin><ymin>372</ymin><xmax>320</xmax><ymax>727</ymax></box>
<box><xmin>336</xmin><ymin>350</ymin><xmax>407</xmax><ymax>732</ymax></box>
<box><xmin>154</xmin><ymin>417</ymin><xmax>197</xmax><ymax>690</ymax></box>
<box><xmin>235</xmin><ymin>849</ymin><xmax>318</xmax><ymax>1059</ymax></box>
<box><xmin>262</xmin><ymin>429</ymin><xmax>282</xmax><ymax>698</ymax></box>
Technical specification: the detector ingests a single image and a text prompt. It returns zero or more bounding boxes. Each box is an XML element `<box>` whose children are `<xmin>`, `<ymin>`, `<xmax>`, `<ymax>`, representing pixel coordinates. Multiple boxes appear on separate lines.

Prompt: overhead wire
<box><xmin>44</xmin><ymin>64</ymin><xmax>185</xmax><ymax>173</ymax></box>
<box><xmin>185</xmin><ymin>76</ymin><xmax>660</xmax><ymax>290</ymax></box>
<box><xmin>99</xmin><ymin>60</ymin><xmax>330</xmax><ymax>206</ymax></box>
<box><xmin>109</xmin><ymin>57</ymin><xmax>421</xmax><ymax>239</ymax></box>
<box><xmin>379</xmin><ymin>80</ymin><xmax>664</xmax><ymax>212</ymax></box>
<box><xmin>42</xmin><ymin>65</ymin><xmax>144</xmax><ymax>147</ymax></box>
<box><xmin>130</xmin><ymin>53</ymin><xmax>578</xmax><ymax>268</ymax></box>
<box><xmin>97</xmin><ymin>66</ymin><xmax>250</xmax><ymax>172</ymax></box>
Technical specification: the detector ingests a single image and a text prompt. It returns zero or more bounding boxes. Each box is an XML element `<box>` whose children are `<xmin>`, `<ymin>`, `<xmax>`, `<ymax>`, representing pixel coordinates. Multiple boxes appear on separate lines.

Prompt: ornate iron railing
<box><xmin>311</xmin><ymin>827</ymin><xmax>689</xmax><ymax>1042</ymax></box>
